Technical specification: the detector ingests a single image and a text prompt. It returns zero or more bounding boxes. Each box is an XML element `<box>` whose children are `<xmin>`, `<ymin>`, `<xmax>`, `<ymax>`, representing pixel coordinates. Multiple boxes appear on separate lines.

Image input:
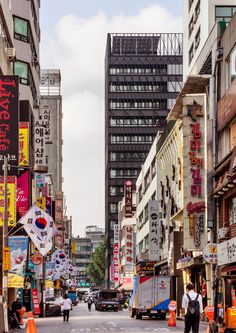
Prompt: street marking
<box><xmin>108</xmin><ymin>322</ymin><xmax>117</xmax><ymax>327</ymax></box>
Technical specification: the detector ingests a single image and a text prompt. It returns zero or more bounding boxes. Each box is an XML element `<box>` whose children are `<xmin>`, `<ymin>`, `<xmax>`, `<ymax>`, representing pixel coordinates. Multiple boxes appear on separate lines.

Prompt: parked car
<box><xmin>45</xmin><ymin>297</ymin><xmax>63</xmax><ymax>315</ymax></box>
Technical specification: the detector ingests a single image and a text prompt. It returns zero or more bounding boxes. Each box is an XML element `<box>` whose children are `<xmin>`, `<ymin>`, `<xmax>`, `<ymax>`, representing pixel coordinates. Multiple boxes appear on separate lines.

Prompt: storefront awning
<box><xmin>176</xmin><ymin>257</ymin><xmax>203</xmax><ymax>270</ymax></box>
<box><xmin>167</xmin><ymin>75</ymin><xmax>211</xmax><ymax>121</ymax></box>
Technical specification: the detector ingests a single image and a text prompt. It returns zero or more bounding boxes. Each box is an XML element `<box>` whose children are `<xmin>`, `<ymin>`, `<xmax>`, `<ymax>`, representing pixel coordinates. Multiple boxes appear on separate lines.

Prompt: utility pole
<box><xmin>2</xmin><ymin>156</ymin><xmax>8</xmax><ymax>305</ymax></box>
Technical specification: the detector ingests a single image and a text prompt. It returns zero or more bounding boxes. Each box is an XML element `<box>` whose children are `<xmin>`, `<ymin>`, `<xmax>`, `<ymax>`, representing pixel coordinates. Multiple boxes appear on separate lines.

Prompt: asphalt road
<box><xmin>31</xmin><ymin>303</ymin><xmax>207</xmax><ymax>333</ymax></box>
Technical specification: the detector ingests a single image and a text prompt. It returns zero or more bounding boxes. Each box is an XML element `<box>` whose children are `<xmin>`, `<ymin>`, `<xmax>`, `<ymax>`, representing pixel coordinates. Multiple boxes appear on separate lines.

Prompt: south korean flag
<box><xmin>19</xmin><ymin>204</ymin><xmax>57</xmax><ymax>256</ymax></box>
<box><xmin>51</xmin><ymin>249</ymin><xmax>69</xmax><ymax>272</ymax></box>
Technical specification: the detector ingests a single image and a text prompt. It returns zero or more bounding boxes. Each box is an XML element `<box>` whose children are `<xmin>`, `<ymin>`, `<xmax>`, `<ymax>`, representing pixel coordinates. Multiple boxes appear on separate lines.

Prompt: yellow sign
<box><xmin>19</xmin><ymin>122</ymin><xmax>29</xmax><ymax>166</ymax></box>
<box><xmin>0</xmin><ymin>176</ymin><xmax>16</xmax><ymax>227</ymax></box>
<box><xmin>36</xmin><ymin>196</ymin><xmax>46</xmax><ymax>210</ymax></box>
<box><xmin>8</xmin><ymin>273</ymin><xmax>24</xmax><ymax>288</ymax></box>
<box><xmin>72</xmin><ymin>241</ymin><xmax>76</xmax><ymax>255</ymax></box>
<box><xmin>45</xmin><ymin>280</ymin><xmax>54</xmax><ymax>288</ymax></box>
<box><xmin>4</xmin><ymin>247</ymin><xmax>11</xmax><ymax>271</ymax></box>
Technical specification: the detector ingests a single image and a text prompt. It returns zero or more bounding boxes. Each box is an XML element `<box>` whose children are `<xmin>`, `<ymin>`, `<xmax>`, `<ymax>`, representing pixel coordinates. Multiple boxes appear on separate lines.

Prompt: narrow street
<box><xmin>32</xmin><ymin>303</ymin><xmax>207</xmax><ymax>333</ymax></box>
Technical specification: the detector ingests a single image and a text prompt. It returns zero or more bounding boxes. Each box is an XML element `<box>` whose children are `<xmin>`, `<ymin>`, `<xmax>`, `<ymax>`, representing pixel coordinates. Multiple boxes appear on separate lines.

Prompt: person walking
<box><xmin>87</xmin><ymin>297</ymin><xmax>92</xmax><ymax>311</ymax></box>
<box><xmin>182</xmin><ymin>283</ymin><xmax>203</xmax><ymax>333</ymax></box>
<box><xmin>62</xmin><ymin>294</ymin><xmax>72</xmax><ymax>322</ymax></box>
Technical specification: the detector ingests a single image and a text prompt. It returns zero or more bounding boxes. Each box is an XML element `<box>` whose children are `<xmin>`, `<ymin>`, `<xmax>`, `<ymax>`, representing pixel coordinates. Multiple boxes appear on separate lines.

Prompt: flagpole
<box><xmin>42</xmin><ymin>255</ymin><xmax>46</xmax><ymax>318</ymax></box>
<box><xmin>2</xmin><ymin>156</ymin><xmax>8</xmax><ymax>319</ymax></box>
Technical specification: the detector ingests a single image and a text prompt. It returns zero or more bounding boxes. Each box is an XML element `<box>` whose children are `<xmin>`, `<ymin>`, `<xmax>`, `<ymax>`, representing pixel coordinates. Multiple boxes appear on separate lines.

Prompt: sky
<box><xmin>40</xmin><ymin>0</ymin><xmax>183</xmax><ymax>237</ymax></box>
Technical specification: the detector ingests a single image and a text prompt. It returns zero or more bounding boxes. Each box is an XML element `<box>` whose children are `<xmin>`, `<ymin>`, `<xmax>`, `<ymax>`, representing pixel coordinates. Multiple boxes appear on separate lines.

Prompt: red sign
<box><xmin>113</xmin><ymin>243</ymin><xmax>119</xmax><ymax>282</ymax></box>
<box><xmin>0</xmin><ymin>76</ymin><xmax>19</xmax><ymax>174</ymax></box>
<box><xmin>125</xmin><ymin>180</ymin><xmax>132</xmax><ymax>217</ymax></box>
<box><xmin>16</xmin><ymin>171</ymin><xmax>29</xmax><ymax>217</ymax></box>
<box><xmin>32</xmin><ymin>289</ymin><xmax>40</xmax><ymax>315</ymax></box>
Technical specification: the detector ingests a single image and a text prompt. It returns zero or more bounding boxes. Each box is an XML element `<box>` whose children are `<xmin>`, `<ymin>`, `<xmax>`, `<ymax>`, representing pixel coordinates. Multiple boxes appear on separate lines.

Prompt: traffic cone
<box><xmin>27</xmin><ymin>312</ymin><xmax>37</xmax><ymax>333</ymax></box>
<box><xmin>168</xmin><ymin>310</ymin><xmax>176</xmax><ymax>327</ymax></box>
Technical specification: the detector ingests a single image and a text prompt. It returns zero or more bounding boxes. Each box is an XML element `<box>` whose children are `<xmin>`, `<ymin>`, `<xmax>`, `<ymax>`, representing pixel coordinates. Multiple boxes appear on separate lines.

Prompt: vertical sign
<box><xmin>0</xmin><ymin>176</ymin><xmax>16</xmax><ymax>226</ymax></box>
<box><xmin>149</xmin><ymin>200</ymin><xmax>161</xmax><ymax>261</ymax></box>
<box><xmin>34</xmin><ymin>104</ymin><xmax>51</xmax><ymax>166</ymax></box>
<box><xmin>113</xmin><ymin>224</ymin><xmax>119</xmax><ymax>283</ymax></box>
<box><xmin>0</xmin><ymin>76</ymin><xmax>19</xmax><ymax>173</ymax></box>
<box><xmin>16</xmin><ymin>171</ymin><xmax>29</xmax><ymax>217</ymax></box>
<box><xmin>55</xmin><ymin>191</ymin><xmax>64</xmax><ymax>248</ymax></box>
<box><xmin>125</xmin><ymin>225</ymin><xmax>134</xmax><ymax>271</ymax></box>
<box><xmin>183</xmin><ymin>95</ymin><xmax>206</xmax><ymax>250</ymax></box>
<box><xmin>32</xmin><ymin>289</ymin><xmax>41</xmax><ymax>315</ymax></box>
<box><xmin>3</xmin><ymin>247</ymin><xmax>11</xmax><ymax>270</ymax></box>
<box><xmin>19</xmin><ymin>122</ymin><xmax>29</xmax><ymax>166</ymax></box>
<box><xmin>125</xmin><ymin>180</ymin><xmax>132</xmax><ymax>217</ymax></box>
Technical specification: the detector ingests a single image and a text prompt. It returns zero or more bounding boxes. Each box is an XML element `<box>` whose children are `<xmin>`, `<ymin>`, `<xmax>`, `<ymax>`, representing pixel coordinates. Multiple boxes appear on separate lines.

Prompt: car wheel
<box><xmin>136</xmin><ymin>311</ymin><xmax>142</xmax><ymax>320</ymax></box>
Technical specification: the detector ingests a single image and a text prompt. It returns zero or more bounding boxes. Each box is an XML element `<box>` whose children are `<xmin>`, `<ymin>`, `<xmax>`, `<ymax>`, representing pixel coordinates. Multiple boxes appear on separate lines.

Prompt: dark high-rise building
<box><xmin>105</xmin><ymin>33</ymin><xmax>183</xmax><ymax>287</ymax></box>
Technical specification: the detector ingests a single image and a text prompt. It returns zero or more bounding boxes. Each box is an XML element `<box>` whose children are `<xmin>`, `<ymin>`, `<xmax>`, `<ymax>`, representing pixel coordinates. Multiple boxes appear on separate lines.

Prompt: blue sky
<box><xmin>41</xmin><ymin>0</ymin><xmax>183</xmax><ymax>31</ymax></box>
<box><xmin>40</xmin><ymin>1</ymin><xmax>183</xmax><ymax>236</ymax></box>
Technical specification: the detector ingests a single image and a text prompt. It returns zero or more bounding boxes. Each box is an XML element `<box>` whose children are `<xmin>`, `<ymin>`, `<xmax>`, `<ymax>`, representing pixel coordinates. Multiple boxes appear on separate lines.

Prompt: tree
<box><xmin>87</xmin><ymin>241</ymin><xmax>105</xmax><ymax>287</ymax></box>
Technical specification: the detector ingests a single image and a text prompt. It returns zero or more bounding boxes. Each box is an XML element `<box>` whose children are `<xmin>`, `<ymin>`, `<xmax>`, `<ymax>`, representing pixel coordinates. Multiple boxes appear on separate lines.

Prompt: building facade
<box><xmin>85</xmin><ymin>225</ymin><xmax>104</xmax><ymax>253</ymax></box>
<box><xmin>72</xmin><ymin>237</ymin><xmax>92</xmax><ymax>289</ymax></box>
<box><xmin>183</xmin><ymin>0</ymin><xmax>236</xmax><ymax>78</ymax></box>
<box><xmin>105</xmin><ymin>33</ymin><xmax>183</xmax><ymax>286</ymax></box>
<box><xmin>0</xmin><ymin>0</ymin><xmax>41</xmax><ymax>301</ymax></box>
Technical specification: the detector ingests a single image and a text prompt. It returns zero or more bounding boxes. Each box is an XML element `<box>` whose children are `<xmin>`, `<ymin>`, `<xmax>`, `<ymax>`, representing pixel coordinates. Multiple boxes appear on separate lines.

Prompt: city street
<box><xmin>32</xmin><ymin>303</ymin><xmax>207</xmax><ymax>333</ymax></box>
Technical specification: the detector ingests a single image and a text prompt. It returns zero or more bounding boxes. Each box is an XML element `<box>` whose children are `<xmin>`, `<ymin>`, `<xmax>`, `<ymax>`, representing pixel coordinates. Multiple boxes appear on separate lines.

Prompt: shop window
<box><xmin>13</xmin><ymin>61</ymin><xmax>29</xmax><ymax>85</ymax></box>
<box><xmin>14</xmin><ymin>16</ymin><xmax>28</xmax><ymax>42</ymax></box>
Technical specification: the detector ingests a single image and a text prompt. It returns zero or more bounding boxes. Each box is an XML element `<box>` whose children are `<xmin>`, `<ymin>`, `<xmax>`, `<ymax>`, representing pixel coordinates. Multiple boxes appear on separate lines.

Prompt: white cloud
<box><xmin>40</xmin><ymin>4</ymin><xmax>182</xmax><ymax>236</ymax></box>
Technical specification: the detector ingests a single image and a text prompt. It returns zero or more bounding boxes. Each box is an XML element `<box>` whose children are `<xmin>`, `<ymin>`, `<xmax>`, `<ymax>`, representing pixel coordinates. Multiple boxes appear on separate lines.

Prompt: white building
<box><xmin>183</xmin><ymin>0</ymin><xmax>236</xmax><ymax>78</ymax></box>
<box><xmin>136</xmin><ymin>135</ymin><xmax>159</xmax><ymax>260</ymax></box>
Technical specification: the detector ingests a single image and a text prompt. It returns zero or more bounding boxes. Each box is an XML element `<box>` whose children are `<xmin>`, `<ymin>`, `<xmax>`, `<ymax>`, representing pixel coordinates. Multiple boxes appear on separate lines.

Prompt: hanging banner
<box><xmin>0</xmin><ymin>75</ymin><xmax>19</xmax><ymax>174</ymax></box>
<box><xmin>35</xmin><ymin>173</ymin><xmax>46</xmax><ymax>188</ymax></box>
<box><xmin>9</xmin><ymin>236</ymin><xmax>28</xmax><ymax>276</ymax></box>
<box><xmin>4</xmin><ymin>247</ymin><xmax>11</xmax><ymax>271</ymax></box>
<box><xmin>0</xmin><ymin>176</ymin><xmax>17</xmax><ymax>226</ymax></box>
<box><xmin>46</xmin><ymin>262</ymin><xmax>55</xmax><ymax>280</ymax></box>
<box><xmin>149</xmin><ymin>200</ymin><xmax>161</xmax><ymax>261</ymax></box>
<box><xmin>17</xmin><ymin>171</ymin><xmax>29</xmax><ymax>218</ymax></box>
<box><xmin>19</xmin><ymin>122</ymin><xmax>29</xmax><ymax>166</ymax></box>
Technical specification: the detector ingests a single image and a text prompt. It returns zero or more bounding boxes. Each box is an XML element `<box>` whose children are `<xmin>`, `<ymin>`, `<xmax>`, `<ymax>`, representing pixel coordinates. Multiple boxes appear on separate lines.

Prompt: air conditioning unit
<box><xmin>5</xmin><ymin>47</ymin><xmax>16</xmax><ymax>61</ymax></box>
<box><xmin>216</xmin><ymin>47</ymin><xmax>223</xmax><ymax>62</ymax></box>
<box><xmin>218</xmin><ymin>227</ymin><xmax>229</xmax><ymax>240</ymax></box>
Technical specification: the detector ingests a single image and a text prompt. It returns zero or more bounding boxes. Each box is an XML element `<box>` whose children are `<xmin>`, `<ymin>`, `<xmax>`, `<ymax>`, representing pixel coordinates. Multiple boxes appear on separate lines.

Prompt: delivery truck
<box><xmin>129</xmin><ymin>275</ymin><xmax>170</xmax><ymax>320</ymax></box>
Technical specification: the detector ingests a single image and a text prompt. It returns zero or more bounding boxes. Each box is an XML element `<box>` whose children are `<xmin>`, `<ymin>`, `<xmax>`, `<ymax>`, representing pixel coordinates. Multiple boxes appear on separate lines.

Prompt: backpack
<box><xmin>187</xmin><ymin>293</ymin><xmax>200</xmax><ymax>317</ymax></box>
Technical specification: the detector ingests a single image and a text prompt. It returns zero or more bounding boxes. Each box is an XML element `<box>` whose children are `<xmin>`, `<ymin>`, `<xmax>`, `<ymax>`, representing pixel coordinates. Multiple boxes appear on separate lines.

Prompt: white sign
<box><xmin>218</xmin><ymin>237</ymin><xmax>236</xmax><ymax>266</ymax></box>
<box><xmin>114</xmin><ymin>224</ymin><xmax>119</xmax><ymax>244</ymax></box>
<box><xmin>203</xmin><ymin>243</ymin><xmax>218</xmax><ymax>264</ymax></box>
<box><xmin>34</xmin><ymin>103</ymin><xmax>52</xmax><ymax>166</ymax></box>
<box><xmin>149</xmin><ymin>200</ymin><xmax>161</xmax><ymax>261</ymax></box>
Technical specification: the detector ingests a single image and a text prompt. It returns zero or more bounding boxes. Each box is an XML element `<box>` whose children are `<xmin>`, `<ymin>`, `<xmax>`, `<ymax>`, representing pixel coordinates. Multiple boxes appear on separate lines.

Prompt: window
<box><xmin>13</xmin><ymin>61</ymin><xmax>28</xmax><ymax>85</ymax></box>
<box><xmin>215</xmin><ymin>6</ymin><xmax>236</xmax><ymax>24</ymax></box>
<box><xmin>189</xmin><ymin>43</ymin><xmax>194</xmax><ymax>65</ymax></box>
<box><xmin>189</xmin><ymin>0</ymin><xmax>194</xmax><ymax>12</ymax></box>
<box><xmin>195</xmin><ymin>27</ymin><xmax>201</xmax><ymax>50</ymax></box>
<box><xmin>110</xmin><ymin>203</ymin><xmax>118</xmax><ymax>213</ymax></box>
<box><xmin>14</xmin><ymin>17</ymin><xmax>28</xmax><ymax>42</ymax></box>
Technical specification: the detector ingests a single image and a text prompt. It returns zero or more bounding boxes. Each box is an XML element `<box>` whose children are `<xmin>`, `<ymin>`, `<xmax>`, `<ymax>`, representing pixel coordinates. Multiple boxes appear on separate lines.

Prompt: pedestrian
<box><xmin>11</xmin><ymin>297</ymin><xmax>23</xmax><ymax>328</ymax></box>
<box><xmin>87</xmin><ymin>297</ymin><xmax>92</xmax><ymax>311</ymax></box>
<box><xmin>62</xmin><ymin>294</ymin><xmax>72</xmax><ymax>322</ymax></box>
<box><xmin>182</xmin><ymin>283</ymin><xmax>203</xmax><ymax>333</ymax></box>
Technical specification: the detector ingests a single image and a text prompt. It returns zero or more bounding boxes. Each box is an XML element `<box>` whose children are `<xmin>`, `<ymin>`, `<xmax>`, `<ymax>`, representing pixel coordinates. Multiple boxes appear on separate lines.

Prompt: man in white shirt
<box><xmin>182</xmin><ymin>283</ymin><xmax>203</xmax><ymax>333</ymax></box>
<box><xmin>62</xmin><ymin>294</ymin><xmax>72</xmax><ymax>322</ymax></box>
